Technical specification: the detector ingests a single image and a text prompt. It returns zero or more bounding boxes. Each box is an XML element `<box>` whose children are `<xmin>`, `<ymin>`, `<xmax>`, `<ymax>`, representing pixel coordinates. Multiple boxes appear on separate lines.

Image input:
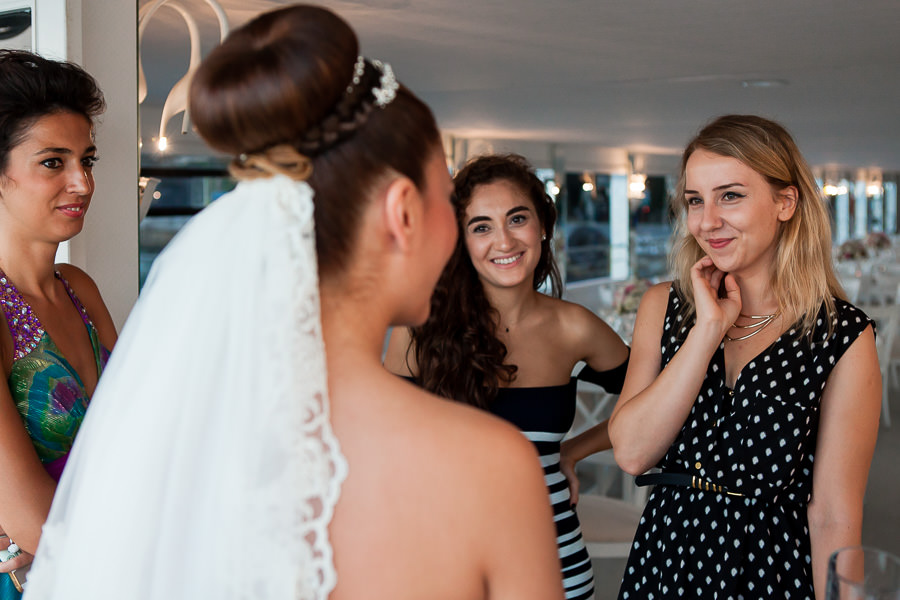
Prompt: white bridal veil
<box><xmin>25</xmin><ymin>176</ymin><xmax>348</xmax><ymax>599</ymax></box>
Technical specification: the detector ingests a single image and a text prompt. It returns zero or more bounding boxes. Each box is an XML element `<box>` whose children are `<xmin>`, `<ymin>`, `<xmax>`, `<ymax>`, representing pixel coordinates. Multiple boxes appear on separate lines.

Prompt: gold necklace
<box><xmin>724</xmin><ymin>312</ymin><xmax>779</xmax><ymax>342</ymax></box>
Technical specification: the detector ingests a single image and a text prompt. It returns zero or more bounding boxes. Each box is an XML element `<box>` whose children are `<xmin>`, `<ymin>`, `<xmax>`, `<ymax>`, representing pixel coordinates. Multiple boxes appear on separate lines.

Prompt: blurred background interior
<box><xmin>2</xmin><ymin>1</ymin><xmax>898</xmax><ymax>596</ymax></box>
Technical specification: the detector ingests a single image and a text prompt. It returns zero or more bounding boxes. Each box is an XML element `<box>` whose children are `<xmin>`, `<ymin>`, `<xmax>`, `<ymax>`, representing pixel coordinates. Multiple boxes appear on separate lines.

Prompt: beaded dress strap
<box><xmin>56</xmin><ymin>271</ymin><xmax>94</xmax><ymax>329</ymax></box>
<box><xmin>0</xmin><ymin>270</ymin><xmax>46</xmax><ymax>361</ymax></box>
<box><xmin>0</xmin><ymin>269</ymin><xmax>94</xmax><ymax>361</ymax></box>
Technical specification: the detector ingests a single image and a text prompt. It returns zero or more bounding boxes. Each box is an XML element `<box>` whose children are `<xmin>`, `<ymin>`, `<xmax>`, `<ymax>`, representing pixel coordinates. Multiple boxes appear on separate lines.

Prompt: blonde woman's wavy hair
<box><xmin>669</xmin><ymin>114</ymin><xmax>844</xmax><ymax>336</ymax></box>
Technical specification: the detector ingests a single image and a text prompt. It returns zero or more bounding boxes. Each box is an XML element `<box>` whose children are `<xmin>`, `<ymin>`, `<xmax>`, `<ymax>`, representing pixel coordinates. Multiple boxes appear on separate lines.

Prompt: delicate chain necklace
<box><xmin>724</xmin><ymin>312</ymin><xmax>779</xmax><ymax>342</ymax></box>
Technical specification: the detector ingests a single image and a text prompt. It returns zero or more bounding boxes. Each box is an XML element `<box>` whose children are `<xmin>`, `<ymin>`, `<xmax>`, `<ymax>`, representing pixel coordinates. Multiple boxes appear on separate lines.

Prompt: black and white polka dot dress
<box><xmin>618</xmin><ymin>286</ymin><xmax>873</xmax><ymax>599</ymax></box>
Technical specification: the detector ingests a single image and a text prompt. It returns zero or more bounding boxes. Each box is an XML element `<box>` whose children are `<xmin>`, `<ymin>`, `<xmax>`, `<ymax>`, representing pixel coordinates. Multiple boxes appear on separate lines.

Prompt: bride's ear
<box><xmin>382</xmin><ymin>175</ymin><xmax>420</xmax><ymax>252</ymax></box>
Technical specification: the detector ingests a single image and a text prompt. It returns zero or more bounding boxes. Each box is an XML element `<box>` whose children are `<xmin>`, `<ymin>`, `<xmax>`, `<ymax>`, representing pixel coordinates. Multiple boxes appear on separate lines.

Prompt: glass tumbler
<box><xmin>827</xmin><ymin>546</ymin><xmax>900</xmax><ymax>600</ymax></box>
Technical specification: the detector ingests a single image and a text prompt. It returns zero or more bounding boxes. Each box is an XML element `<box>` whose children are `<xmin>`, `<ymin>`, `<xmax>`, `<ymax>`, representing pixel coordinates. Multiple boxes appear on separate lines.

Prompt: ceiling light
<box><xmin>582</xmin><ymin>182</ymin><xmax>594</xmax><ymax>192</ymax></box>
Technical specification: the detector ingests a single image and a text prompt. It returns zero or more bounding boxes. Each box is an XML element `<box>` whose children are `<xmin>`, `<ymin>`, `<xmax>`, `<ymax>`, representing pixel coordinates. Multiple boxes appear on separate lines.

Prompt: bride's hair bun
<box><xmin>190</xmin><ymin>4</ymin><xmax>442</xmax><ymax>277</ymax></box>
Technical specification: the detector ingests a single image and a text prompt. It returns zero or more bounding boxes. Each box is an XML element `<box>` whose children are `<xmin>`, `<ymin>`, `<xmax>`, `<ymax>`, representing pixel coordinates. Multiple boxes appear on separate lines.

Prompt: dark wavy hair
<box><xmin>411</xmin><ymin>153</ymin><xmax>562</xmax><ymax>408</ymax></box>
<box><xmin>0</xmin><ymin>49</ymin><xmax>105</xmax><ymax>174</ymax></box>
<box><xmin>190</xmin><ymin>5</ymin><xmax>441</xmax><ymax>277</ymax></box>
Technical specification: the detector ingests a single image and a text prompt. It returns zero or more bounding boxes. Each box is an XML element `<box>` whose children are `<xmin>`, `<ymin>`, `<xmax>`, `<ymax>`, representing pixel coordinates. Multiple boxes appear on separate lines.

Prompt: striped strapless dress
<box><xmin>490</xmin><ymin>378</ymin><xmax>594</xmax><ymax>600</ymax></box>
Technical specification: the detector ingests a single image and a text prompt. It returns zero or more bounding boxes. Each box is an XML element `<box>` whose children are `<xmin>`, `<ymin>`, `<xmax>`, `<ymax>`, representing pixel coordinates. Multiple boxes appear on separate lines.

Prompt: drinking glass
<box><xmin>827</xmin><ymin>546</ymin><xmax>900</xmax><ymax>599</ymax></box>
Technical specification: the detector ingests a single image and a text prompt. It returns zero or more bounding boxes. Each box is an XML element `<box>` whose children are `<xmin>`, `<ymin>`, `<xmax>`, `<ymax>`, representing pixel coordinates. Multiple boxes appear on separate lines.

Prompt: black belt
<box><xmin>636</xmin><ymin>472</ymin><xmax>745</xmax><ymax>497</ymax></box>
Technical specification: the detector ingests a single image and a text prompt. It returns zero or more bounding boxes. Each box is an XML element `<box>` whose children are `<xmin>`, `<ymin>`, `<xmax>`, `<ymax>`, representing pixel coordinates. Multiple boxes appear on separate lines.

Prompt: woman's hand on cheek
<box><xmin>690</xmin><ymin>256</ymin><xmax>741</xmax><ymax>337</ymax></box>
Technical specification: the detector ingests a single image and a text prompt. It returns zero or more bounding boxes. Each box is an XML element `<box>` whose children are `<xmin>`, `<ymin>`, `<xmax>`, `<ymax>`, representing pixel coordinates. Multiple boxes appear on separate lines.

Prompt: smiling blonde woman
<box><xmin>609</xmin><ymin>114</ymin><xmax>881</xmax><ymax>599</ymax></box>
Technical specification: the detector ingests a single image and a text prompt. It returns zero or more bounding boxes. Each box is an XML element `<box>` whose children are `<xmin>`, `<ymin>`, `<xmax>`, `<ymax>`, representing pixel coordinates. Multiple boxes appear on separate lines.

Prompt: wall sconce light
<box><xmin>823</xmin><ymin>183</ymin><xmax>849</xmax><ymax>196</ymax></box>
<box><xmin>628</xmin><ymin>173</ymin><xmax>646</xmax><ymax>198</ymax></box>
<box><xmin>865</xmin><ymin>168</ymin><xmax>883</xmax><ymax>197</ymax></box>
<box><xmin>822</xmin><ymin>167</ymin><xmax>852</xmax><ymax>198</ymax></box>
<box><xmin>627</xmin><ymin>153</ymin><xmax>646</xmax><ymax>201</ymax></box>
<box><xmin>138</xmin><ymin>0</ymin><xmax>229</xmax><ymax>151</ymax></box>
<box><xmin>545</xmin><ymin>180</ymin><xmax>560</xmax><ymax>197</ymax></box>
<box><xmin>581</xmin><ymin>172</ymin><xmax>595</xmax><ymax>194</ymax></box>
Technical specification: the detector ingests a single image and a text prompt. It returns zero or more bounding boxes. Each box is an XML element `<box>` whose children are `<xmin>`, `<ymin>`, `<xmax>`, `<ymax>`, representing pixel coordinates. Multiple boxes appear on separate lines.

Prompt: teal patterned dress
<box><xmin>0</xmin><ymin>269</ymin><xmax>110</xmax><ymax>599</ymax></box>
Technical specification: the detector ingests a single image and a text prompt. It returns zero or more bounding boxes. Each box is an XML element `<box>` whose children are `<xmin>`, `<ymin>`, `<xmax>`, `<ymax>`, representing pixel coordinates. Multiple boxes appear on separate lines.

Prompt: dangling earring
<box><xmin>541</xmin><ymin>233</ymin><xmax>547</xmax><ymax>241</ymax></box>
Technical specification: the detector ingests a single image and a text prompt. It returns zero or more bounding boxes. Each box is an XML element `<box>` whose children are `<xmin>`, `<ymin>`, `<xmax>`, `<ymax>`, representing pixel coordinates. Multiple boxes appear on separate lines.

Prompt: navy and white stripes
<box><xmin>491</xmin><ymin>381</ymin><xmax>595</xmax><ymax>600</ymax></box>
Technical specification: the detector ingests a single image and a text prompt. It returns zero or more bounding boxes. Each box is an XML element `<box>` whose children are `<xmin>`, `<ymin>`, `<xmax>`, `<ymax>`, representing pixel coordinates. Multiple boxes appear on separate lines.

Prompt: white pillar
<box><xmin>835</xmin><ymin>187</ymin><xmax>850</xmax><ymax>244</ymax></box>
<box><xmin>609</xmin><ymin>174</ymin><xmax>629</xmax><ymax>280</ymax></box>
<box><xmin>885</xmin><ymin>182</ymin><xmax>898</xmax><ymax>234</ymax></box>
<box><xmin>854</xmin><ymin>180</ymin><xmax>868</xmax><ymax>239</ymax></box>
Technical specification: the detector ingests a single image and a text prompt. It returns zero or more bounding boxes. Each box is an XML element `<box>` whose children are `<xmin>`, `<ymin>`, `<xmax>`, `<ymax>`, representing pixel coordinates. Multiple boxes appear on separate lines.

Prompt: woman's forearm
<box><xmin>561</xmin><ymin>420</ymin><xmax>611</xmax><ymax>465</ymax></box>
<box><xmin>809</xmin><ymin>511</ymin><xmax>861</xmax><ymax>599</ymax></box>
<box><xmin>609</xmin><ymin>321</ymin><xmax>723</xmax><ymax>474</ymax></box>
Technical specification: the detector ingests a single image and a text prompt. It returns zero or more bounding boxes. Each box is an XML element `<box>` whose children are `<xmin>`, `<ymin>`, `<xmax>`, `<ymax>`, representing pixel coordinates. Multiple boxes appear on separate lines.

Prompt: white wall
<box><xmin>76</xmin><ymin>0</ymin><xmax>139</xmax><ymax>330</ymax></box>
<box><xmin>34</xmin><ymin>0</ymin><xmax>139</xmax><ymax>330</ymax></box>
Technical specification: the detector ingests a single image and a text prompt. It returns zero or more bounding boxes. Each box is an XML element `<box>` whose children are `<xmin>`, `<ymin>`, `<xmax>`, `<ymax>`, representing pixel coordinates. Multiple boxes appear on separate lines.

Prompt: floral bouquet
<box><xmin>613</xmin><ymin>278</ymin><xmax>652</xmax><ymax>314</ymax></box>
<box><xmin>837</xmin><ymin>239</ymin><xmax>868</xmax><ymax>261</ymax></box>
<box><xmin>864</xmin><ymin>232</ymin><xmax>891</xmax><ymax>250</ymax></box>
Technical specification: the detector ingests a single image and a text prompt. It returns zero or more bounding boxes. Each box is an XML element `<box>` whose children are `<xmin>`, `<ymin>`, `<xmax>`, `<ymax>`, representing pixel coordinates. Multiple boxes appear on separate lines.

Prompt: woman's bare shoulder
<box><xmin>642</xmin><ymin>280</ymin><xmax>673</xmax><ymax>306</ymax></box>
<box><xmin>55</xmin><ymin>263</ymin><xmax>105</xmax><ymax>314</ymax></box>
<box><xmin>55</xmin><ymin>263</ymin><xmax>117</xmax><ymax>346</ymax></box>
<box><xmin>411</xmin><ymin>384</ymin><xmax>534</xmax><ymax>454</ymax></box>
<box><xmin>542</xmin><ymin>295</ymin><xmax>629</xmax><ymax>365</ymax></box>
<box><xmin>330</xmin><ymin>374</ymin><xmax>557</xmax><ymax>600</ymax></box>
<box><xmin>367</xmin><ymin>376</ymin><xmax>541</xmax><ymax>480</ymax></box>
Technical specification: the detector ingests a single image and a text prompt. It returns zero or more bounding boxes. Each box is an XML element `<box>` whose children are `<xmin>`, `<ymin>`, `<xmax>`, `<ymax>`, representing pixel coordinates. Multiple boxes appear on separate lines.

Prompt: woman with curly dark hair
<box><xmin>385</xmin><ymin>153</ymin><xmax>629</xmax><ymax>600</ymax></box>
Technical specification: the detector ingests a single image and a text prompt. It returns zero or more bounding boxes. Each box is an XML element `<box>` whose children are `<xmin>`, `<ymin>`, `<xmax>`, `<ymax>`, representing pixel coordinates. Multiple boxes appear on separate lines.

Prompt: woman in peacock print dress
<box><xmin>0</xmin><ymin>50</ymin><xmax>117</xmax><ymax>598</ymax></box>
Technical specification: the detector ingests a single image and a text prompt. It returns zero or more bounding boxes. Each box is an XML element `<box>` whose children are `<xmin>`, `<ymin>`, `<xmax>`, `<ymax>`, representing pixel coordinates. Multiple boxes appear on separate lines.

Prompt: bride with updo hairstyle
<box><xmin>26</xmin><ymin>5</ymin><xmax>563</xmax><ymax>600</ymax></box>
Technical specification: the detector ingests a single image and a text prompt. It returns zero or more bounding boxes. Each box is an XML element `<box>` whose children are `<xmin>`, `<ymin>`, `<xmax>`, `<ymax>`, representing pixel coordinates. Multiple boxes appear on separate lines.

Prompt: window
<box><xmin>139</xmin><ymin>167</ymin><xmax>234</xmax><ymax>286</ymax></box>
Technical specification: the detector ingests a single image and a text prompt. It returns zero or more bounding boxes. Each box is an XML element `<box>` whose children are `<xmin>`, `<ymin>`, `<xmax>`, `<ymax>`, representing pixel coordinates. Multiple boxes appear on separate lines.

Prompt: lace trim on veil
<box><xmin>26</xmin><ymin>176</ymin><xmax>348</xmax><ymax>599</ymax></box>
<box><xmin>250</xmin><ymin>177</ymin><xmax>348</xmax><ymax>599</ymax></box>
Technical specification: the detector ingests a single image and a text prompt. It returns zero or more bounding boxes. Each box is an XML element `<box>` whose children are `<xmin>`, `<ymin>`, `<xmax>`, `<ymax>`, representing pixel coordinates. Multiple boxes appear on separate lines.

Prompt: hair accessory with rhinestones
<box><xmin>343</xmin><ymin>56</ymin><xmax>398</xmax><ymax>109</ymax></box>
<box><xmin>369</xmin><ymin>59</ymin><xmax>398</xmax><ymax>108</ymax></box>
<box><xmin>345</xmin><ymin>55</ymin><xmax>366</xmax><ymax>94</ymax></box>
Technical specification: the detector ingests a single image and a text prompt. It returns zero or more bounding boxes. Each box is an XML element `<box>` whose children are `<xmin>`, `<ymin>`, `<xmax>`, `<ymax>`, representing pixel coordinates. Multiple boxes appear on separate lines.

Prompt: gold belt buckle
<box><xmin>691</xmin><ymin>475</ymin><xmax>744</xmax><ymax>497</ymax></box>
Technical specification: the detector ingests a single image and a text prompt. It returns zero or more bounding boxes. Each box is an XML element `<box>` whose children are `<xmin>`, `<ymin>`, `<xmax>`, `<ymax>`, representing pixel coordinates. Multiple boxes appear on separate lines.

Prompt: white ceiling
<box><xmin>139</xmin><ymin>0</ymin><xmax>900</xmax><ymax>174</ymax></box>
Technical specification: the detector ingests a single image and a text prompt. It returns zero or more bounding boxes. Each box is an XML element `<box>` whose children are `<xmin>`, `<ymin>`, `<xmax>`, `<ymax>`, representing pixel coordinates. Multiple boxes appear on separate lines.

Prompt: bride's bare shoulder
<box><xmin>402</xmin><ymin>381</ymin><xmax>537</xmax><ymax>462</ymax></box>
<box><xmin>329</xmin><ymin>372</ymin><xmax>559</xmax><ymax>600</ymax></box>
<box><xmin>337</xmin><ymin>371</ymin><xmax>540</xmax><ymax>478</ymax></box>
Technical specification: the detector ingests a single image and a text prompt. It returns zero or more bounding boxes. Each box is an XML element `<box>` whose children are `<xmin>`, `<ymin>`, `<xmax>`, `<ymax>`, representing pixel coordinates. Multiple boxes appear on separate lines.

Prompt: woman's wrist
<box><xmin>686</xmin><ymin>318</ymin><xmax>727</xmax><ymax>351</ymax></box>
